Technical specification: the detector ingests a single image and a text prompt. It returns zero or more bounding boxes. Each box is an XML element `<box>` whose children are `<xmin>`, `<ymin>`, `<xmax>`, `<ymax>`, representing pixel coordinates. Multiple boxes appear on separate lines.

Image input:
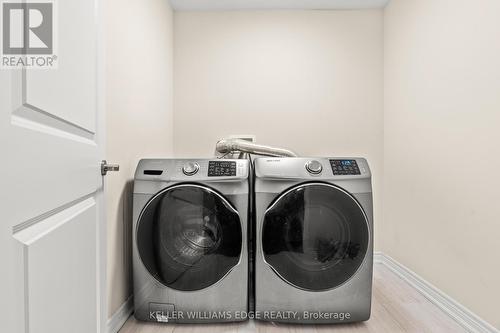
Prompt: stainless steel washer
<box><xmin>133</xmin><ymin>159</ymin><xmax>249</xmax><ymax>323</ymax></box>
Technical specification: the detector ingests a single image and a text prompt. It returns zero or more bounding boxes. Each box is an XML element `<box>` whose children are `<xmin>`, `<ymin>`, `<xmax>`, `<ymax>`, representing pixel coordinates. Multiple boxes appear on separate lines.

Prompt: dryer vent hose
<box><xmin>215</xmin><ymin>138</ymin><xmax>298</xmax><ymax>158</ymax></box>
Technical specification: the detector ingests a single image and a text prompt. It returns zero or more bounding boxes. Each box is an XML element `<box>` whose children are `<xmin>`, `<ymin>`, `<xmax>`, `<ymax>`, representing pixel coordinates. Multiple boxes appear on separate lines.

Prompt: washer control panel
<box><xmin>136</xmin><ymin>159</ymin><xmax>248</xmax><ymax>181</ymax></box>
<box><xmin>208</xmin><ymin>161</ymin><xmax>237</xmax><ymax>177</ymax></box>
<box><xmin>330</xmin><ymin>159</ymin><xmax>361</xmax><ymax>175</ymax></box>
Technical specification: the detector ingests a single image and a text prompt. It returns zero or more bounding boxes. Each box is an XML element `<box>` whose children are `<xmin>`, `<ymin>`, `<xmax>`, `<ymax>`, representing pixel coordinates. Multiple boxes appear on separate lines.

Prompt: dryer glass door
<box><xmin>262</xmin><ymin>183</ymin><xmax>369</xmax><ymax>291</ymax></box>
<box><xmin>136</xmin><ymin>184</ymin><xmax>242</xmax><ymax>291</ymax></box>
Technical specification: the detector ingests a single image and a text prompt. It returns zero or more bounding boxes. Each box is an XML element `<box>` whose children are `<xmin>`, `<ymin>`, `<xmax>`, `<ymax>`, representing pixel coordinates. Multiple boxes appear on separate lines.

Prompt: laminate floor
<box><xmin>119</xmin><ymin>264</ymin><xmax>466</xmax><ymax>333</ymax></box>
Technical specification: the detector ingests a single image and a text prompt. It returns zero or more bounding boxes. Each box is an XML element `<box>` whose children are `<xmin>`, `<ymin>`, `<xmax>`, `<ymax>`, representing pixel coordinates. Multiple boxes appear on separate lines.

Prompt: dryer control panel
<box><xmin>330</xmin><ymin>160</ymin><xmax>361</xmax><ymax>175</ymax></box>
<box><xmin>254</xmin><ymin>157</ymin><xmax>370</xmax><ymax>180</ymax></box>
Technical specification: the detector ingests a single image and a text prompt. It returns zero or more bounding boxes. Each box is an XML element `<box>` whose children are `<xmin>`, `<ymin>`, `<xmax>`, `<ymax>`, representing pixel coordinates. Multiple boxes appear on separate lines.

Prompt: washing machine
<box><xmin>254</xmin><ymin>157</ymin><xmax>373</xmax><ymax>324</ymax></box>
<box><xmin>133</xmin><ymin>158</ymin><xmax>249</xmax><ymax>323</ymax></box>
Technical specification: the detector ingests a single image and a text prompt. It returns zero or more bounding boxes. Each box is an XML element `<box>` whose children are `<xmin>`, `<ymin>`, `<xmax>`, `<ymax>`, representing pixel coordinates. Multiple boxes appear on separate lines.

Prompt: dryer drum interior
<box><xmin>136</xmin><ymin>184</ymin><xmax>242</xmax><ymax>291</ymax></box>
<box><xmin>262</xmin><ymin>183</ymin><xmax>369</xmax><ymax>291</ymax></box>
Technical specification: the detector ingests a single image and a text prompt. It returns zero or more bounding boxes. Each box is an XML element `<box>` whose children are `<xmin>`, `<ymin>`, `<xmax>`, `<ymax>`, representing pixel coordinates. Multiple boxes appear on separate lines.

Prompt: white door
<box><xmin>0</xmin><ymin>0</ymin><xmax>107</xmax><ymax>332</ymax></box>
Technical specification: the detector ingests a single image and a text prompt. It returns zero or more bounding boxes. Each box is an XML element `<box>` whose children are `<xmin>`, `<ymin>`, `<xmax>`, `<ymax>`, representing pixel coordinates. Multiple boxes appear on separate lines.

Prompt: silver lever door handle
<box><xmin>101</xmin><ymin>160</ymin><xmax>120</xmax><ymax>176</ymax></box>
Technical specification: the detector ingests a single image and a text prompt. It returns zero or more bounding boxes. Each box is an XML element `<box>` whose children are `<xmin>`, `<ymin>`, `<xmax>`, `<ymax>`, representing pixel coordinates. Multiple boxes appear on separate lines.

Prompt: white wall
<box><xmin>105</xmin><ymin>0</ymin><xmax>174</xmax><ymax>317</ymax></box>
<box><xmin>383</xmin><ymin>0</ymin><xmax>500</xmax><ymax>329</ymax></box>
<box><xmin>173</xmin><ymin>10</ymin><xmax>384</xmax><ymax>247</ymax></box>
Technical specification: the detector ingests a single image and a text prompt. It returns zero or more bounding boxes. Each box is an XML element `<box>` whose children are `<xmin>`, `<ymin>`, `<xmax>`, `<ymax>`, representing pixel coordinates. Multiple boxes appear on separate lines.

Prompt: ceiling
<box><xmin>168</xmin><ymin>0</ymin><xmax>390</xmax><ymax>11</ymax></box>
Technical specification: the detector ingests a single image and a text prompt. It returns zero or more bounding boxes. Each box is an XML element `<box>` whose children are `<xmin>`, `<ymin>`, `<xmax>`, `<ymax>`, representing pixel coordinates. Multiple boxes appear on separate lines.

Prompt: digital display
<box><xmin>208</xmin><ymin>161</ymin><xmax>237</xmax><ymax>177</ymax></box>
<box><xmin>330</xmin><ymin>160</ymin><xmax>361</xmax><ymax>175</ymax></box>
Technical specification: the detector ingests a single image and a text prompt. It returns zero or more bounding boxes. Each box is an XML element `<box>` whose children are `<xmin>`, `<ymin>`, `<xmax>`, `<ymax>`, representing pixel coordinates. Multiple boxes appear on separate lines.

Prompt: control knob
<box><xmin>305</xmin><ymin>160</ymin><xmax>323</xmax><ymax>175</ymax></box>
<box><xmin>182</xmin><ymin>162</ymin><xmax>200</xmax><ymax>176</ymax></box>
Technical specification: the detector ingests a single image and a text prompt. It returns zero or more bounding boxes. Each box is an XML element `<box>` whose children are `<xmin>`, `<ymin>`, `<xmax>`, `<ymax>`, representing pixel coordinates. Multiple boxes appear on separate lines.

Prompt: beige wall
<box><xmin>105</xmin><ymin>0</ymin><xmax>174</xmax><ymax>317</ymax></box>
<box><xmin>173</xmin><ymin>10</ymin><xmax>384</xmax><ymax>248</ymax></box>
<box><xmin>383</xmin><ymin>0</ymin><xmax>500</xmax><ymax>329</ymax></box>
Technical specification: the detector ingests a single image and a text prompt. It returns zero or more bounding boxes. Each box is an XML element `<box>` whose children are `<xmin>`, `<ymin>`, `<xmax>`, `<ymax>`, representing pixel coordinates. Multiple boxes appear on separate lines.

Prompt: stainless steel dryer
<box><xmin>133</xmin><ymin>159</ymin><xmax>249</xmax><ymax>323</ymax></box>
<box><xmin>254</xmin><ymin>157</ymin><xmax>373</xmax><ymax>324</ymax></box>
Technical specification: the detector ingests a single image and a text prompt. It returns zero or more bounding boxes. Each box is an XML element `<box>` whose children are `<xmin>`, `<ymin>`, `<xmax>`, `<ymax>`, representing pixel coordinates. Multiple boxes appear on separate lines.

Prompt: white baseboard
<box><xmin>374</xmin><ymin>252</ymin><xmax>499</xmax><ymax>333</ymax></box>
<box><xmin>107</xmin><ymin>296</ymin><xmax>133</xmax><ymax>333</ymax></box>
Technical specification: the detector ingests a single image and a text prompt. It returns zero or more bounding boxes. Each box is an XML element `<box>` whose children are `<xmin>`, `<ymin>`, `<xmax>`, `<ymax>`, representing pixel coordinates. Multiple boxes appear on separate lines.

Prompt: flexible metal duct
<box><xmin>215</xmin><ymin>138</ymin><xmax>298</xmax><ymax>157</ymax></box>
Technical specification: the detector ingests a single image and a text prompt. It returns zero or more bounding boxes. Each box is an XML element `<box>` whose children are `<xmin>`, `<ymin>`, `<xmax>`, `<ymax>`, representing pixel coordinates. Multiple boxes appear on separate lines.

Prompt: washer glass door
<box><xmin>137</xmin><ymin>184</ymin><xmax>242</xmax><ymax>291</ymax></box>
<box><xmin>262</xmin><ymin>183</ymin><xmax>369</xmax><ymax>291</ymax></box>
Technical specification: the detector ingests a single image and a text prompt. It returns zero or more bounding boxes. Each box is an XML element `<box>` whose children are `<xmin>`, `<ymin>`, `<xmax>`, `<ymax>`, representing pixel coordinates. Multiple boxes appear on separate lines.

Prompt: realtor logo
<box><xmin>1</xmin><ymin>0</ymin><xmax>57</xmax><ymax>68</ymax></box>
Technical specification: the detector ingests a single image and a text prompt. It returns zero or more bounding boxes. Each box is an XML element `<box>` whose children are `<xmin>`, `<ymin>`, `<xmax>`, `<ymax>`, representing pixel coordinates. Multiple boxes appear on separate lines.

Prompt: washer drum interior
<box><xmin>136</xmin><ymin>184</ymin><xmax>242</xmax><ymax>291</ymax></box>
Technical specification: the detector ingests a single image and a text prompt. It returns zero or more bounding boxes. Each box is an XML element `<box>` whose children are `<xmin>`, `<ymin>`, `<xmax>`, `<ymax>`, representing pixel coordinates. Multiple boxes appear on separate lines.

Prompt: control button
<box><xmin>306</xmin><ymin>160</ymin><xmax>323</xmax><ymax>175</ymax></box>
<box><xmin>182</xmin><ymin>162</ymin><xmax>199</xmax><ymax>176</ymax></box>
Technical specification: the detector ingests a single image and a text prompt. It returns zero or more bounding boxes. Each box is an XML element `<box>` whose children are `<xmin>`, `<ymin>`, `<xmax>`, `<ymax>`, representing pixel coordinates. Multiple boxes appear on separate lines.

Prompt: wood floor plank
<box><xmin>119</xmin><ymin>264</ymin><xmax>467</xmax><ymax>333</ymax></box>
